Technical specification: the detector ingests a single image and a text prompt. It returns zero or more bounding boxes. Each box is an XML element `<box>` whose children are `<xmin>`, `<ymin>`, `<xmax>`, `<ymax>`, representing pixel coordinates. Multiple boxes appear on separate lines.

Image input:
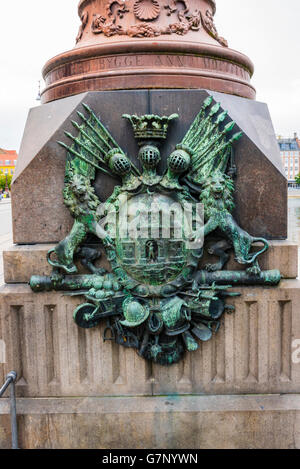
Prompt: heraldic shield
<box><xmin>30</xmin><ymin>97</ymin><xmax>281</xmax><ymax>366</ymax></box>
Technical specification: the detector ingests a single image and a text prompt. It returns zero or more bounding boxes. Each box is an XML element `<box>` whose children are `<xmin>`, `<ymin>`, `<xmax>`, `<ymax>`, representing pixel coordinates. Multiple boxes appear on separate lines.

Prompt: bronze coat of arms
<box><xmin>30</xmin><ymin>97</ymin><xmax>281</xmax><ymax>365</ymax></box>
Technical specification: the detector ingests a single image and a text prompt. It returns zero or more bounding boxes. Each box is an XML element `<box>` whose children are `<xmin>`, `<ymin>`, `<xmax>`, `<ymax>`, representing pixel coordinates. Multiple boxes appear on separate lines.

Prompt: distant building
<box><xmin>277</xmin><ymin>133</ymin><xmax>300</xmax><ymax>185</ymax></box>
<box><xmin>0</xmin><ymin>148</ymin><xmax>18</xmax><ymax>177</ymax></box>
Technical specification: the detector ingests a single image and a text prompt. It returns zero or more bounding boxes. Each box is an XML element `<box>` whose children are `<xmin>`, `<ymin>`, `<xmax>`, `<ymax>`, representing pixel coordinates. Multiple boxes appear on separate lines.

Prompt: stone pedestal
<box><xmin>1</xmin><ymin>269</ymin><xmax>300</xmax><ymax>398</ymax></box>
<box><xmin>1</xmin><ymin>395</ymin><xmax>300</xmax><ymax>449</ymax></box>
<box><xmin>0</xmin><ymin>271</ymin><xmax>300</xmax><ymax>448</ymax></box>
<box><xmin>12</xmin><ymin>90</ymin><xmax>287</xmax><ymax>243</ymax></box>
<box><xmin>0</xmin><ymin>238</ymin><xmax>300</xmax><ymax>448</ymax></box>
<box><xmin>1</xmin><ymin>76</ymin><xmax>295</xmax><ymax>451</ymax></box>
<box><xmin>1</xmin><ymin>0</ymin><xmax>295</xmax><ymax>450</ymax></box>
<box><xmin>2</xmin><ymin>241</ymin><xmax>298</xmax><ymax>284</ymax></box>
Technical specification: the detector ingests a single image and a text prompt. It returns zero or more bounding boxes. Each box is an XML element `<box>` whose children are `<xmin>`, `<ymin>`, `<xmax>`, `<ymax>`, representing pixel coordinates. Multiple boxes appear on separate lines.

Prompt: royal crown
<box><xmin>123</xmin><ymin>114</ymin><xmax>178</xmax><ymax>141</ymax></box>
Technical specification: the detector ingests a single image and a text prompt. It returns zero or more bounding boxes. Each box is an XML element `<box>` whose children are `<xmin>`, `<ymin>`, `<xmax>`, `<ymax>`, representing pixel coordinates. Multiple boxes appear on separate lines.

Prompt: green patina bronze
<box><xmin>30</xmin><ymin>97</ymin><xmax>281</xmax><ymax>366</ymax></box>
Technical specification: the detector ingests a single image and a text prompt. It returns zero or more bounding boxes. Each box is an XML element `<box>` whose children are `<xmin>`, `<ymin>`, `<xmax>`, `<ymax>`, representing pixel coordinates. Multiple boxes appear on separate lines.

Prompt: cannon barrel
<box><xmin>30</xmin><ymin>275</ymin><xmax>105</xmax><ymax>292</ymax></box>
<box><xmin>195</xmin><ymin>270</ymin><xmax>281</xmax><ymax>286</ymax></box>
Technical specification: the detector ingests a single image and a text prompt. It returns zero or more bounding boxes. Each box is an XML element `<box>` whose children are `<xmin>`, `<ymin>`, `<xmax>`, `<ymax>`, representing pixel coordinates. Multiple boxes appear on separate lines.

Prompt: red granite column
<box><xmin>42</xmin><ymin>0</ymin><xmax>255</xmax><ymax>103</ymax></box>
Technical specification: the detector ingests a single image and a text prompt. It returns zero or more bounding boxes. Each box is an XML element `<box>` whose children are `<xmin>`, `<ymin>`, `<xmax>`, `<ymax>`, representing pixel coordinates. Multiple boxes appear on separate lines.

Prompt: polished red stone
<box><xmin>41</xmin><ymin>0</ymin><xmax>255</xmax><ymax>103</ymax></box>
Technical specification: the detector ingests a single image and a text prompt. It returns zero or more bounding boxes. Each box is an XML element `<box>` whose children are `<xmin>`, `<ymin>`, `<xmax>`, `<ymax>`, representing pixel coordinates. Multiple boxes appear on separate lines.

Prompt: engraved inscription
<box><xmin>45</xmin><ymin>54</ymin><xmax>250</xmax><ymax>86</ymax></box>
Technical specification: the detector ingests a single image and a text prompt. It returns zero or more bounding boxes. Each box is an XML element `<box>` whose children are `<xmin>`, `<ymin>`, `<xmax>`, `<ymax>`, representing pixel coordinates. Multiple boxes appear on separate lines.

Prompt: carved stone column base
<box><xmin>42</xmin><ymin>46</ymin><xmax>255</xmax><ymax>103</ymax></box>
<box><xmin>41</xmin><ymin>0</ymin><xmax>255</xmax><ymax>103</ymax></box>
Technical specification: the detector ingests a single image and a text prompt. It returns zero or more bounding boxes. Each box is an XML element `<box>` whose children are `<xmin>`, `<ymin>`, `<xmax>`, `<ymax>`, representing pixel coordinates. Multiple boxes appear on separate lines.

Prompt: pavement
<box><xmin>0</xmin><ymin>200</ymin><xmax>13</xmax><ymax>285</ymax></box>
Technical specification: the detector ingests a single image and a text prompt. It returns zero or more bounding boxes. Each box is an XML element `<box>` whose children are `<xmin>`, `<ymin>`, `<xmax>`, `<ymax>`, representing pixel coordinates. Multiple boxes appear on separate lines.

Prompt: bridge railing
<box><xmin>0</xmin><ymin>371</ymin><xmax>19</xmax><ymax>449</ymax></box>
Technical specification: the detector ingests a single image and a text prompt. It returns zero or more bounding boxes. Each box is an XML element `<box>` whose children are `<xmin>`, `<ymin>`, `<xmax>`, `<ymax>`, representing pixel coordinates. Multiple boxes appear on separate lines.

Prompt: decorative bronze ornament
<box><xmin>106</xmin><ymin>0</ymin><xmax>129</xmax><ymax>18</ymax></box>
<box><xmin>30</xmin><ymin>97</ymin><xmax>281</xmax><ymax>366</ymax></box>
<box><xmin>201</xmin><ymin>8</ymin><xmax>228</xmax><ymax>46</ymax></box>
<box><xmin>165</xmin><ymin>0</ymin><xmax>189</xmax><ymax>17</ymax></box>
<box><xmin>133</xmin><ymin>0</ymin><xmax>161</xmax><ymax>21</ymax></box>
<box><xmin>76</xmin><ymin>11</ymin><xmax>89</xmax><ymax>43</ymax></box>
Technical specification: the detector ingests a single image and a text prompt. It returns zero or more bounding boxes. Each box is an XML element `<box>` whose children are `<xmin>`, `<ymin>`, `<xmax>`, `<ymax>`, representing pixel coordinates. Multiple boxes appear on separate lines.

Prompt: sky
<box><xmin>0</xmin><ymin>0</ymin><xmax>299</xmax><ymax>151</ymax></box>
